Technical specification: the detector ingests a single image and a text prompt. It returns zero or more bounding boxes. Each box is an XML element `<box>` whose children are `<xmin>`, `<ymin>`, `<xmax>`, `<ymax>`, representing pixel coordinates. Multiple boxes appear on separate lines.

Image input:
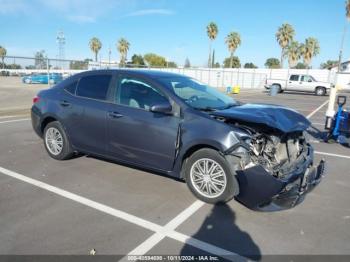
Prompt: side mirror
<box><xmin>150</xmin><ymin>102</ymin><xmax>172</xmax><ymax>114</ymax></box>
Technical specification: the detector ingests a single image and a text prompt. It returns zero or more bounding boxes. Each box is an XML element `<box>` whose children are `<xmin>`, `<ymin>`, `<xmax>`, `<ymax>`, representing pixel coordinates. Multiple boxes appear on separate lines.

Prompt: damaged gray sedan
<box><xmin>31</xmin><ymin>70</ymin><xmax>325</xmax><ymax>211</ymax></box>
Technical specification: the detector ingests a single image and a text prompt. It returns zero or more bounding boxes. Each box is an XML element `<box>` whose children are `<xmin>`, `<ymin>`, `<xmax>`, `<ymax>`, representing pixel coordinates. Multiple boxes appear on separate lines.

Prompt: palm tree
<box><xmin>276</xmin><ymin>23</ymin><xmax>295</xmax><ymax>68</ymax></box>
<box><xmin>347</xmin><ymin>0</ymin><xmax>350</xmax><ymax>19</ymax></box>
<box><xmin>300</xmin><ymin>37</ymin><xmax>320</xmax><ymax>68</ymax></box>
<box><xmin>225</xmin><ymin>32</ymin><xmax>241</xmax><ymax>68</ymax></box>
<box><xmin>117</xmin><ymin>38</ymin><xmax>130</xmax><ymax>67</ymax></box>
<box><xmin>0</xmin><ymin>46</ymin><xmax>7</xmax><ymax>69</ymax></box>
<box><xmin>89</xmin><ymin>37</ymin><xmax>102</xmax><ymax>62</ymax></box>
<box><xmin>206</xmin><ymin>22</ymin><xmax>218</xmax><ymax>68</ymax></box>
<box><xmin>286</xmin><ymin>41</ymin><xmax>301</xmax><ymax>68</ymax></box>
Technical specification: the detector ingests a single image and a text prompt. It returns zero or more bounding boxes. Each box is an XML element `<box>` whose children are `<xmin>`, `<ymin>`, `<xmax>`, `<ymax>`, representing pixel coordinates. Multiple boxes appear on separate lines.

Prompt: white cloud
<box><xmin>39</xmin><ymin>0</ymin><xmax>119</xmax><ymax>23</ymax></box>
<box><xmin>0</xmin><ymin>1</ymin><xmax>174</xmax><ymax>23</ymax></box>
<box><xmin>124</xmin><ymin>9</ymin><xmax>174</xmax><ymax>17</ymax></box>
<box><xmin>67</xmin><ymin>15</ymin><xmax>96</xmax><ymax>23</ymax></box>
<box><xmin>0</xmin><ymin>0</ymin><xmax>30</xmax><ymax>14</ymax></box>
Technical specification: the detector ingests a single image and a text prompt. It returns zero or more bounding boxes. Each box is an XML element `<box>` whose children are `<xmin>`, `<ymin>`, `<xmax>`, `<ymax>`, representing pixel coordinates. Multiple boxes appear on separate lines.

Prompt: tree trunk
<box><xmin>280</xmin><ymin>48</ymin><xmax>284</xmax><ymax>68</ymax></box>
<box><xmin>305</xmin><ymin>59</ymin><xmax>310</xmax><ymax>69</ymax></box>
<box><xmin>229</xmin><ymin>51</ymin><xmax>233</xmax><ymax>68</ymax></box>
<box><xmin>95</xmin><ymin>52</ymin><xmax>98</xmax><ymax>62</ymax></box>
<box><xmin>208</xmin><ymin>41</ymin><xmax>212</xmax><ymax>68</ymax></box>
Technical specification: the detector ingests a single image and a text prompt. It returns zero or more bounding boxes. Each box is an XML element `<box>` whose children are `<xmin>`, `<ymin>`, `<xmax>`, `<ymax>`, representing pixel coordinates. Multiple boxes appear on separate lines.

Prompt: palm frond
<box><xmin>225</xmin><ymin>32</ymin><xmax>241</xmax><ymax>53</ymax></box>
<box><xmin>207</xmin><ymin>22</ymin><xmax>218</xmax><ymax>40</ymax></box>
<box><xmin>276</xmin><ymin>23</ymin><xmax>295</xmax><ymax>48</ymax></box>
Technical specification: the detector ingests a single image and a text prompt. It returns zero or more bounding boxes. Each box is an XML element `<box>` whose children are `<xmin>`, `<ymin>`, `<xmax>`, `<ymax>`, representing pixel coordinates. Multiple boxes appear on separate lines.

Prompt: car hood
<box><xmin>211</xmin><ymin>103</ymin><xmax>311</xmax><ymax>133</ymax></box>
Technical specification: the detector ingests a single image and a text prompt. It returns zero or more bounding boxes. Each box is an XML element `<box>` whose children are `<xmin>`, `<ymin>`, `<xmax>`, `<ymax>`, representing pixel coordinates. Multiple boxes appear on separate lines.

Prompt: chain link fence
<box><xmin>1</xmin><ymin>55</ymin><xmax>346</xmax><ymax>90</ymax></box>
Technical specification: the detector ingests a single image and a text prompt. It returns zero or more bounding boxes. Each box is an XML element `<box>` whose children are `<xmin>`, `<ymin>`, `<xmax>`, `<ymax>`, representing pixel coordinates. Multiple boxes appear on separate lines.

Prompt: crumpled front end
<box><xmin>225</xmin><ymin>128</ymin><xmax>326</xmax><ymax>211</ymax></box>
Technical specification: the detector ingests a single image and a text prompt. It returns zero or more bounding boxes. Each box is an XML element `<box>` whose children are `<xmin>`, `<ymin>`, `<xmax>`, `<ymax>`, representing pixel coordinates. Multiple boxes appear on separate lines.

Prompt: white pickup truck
<box><xmin>265</xmin><ymin>74</ymin><xmax>332</xmax><ymax>96</ymax></box>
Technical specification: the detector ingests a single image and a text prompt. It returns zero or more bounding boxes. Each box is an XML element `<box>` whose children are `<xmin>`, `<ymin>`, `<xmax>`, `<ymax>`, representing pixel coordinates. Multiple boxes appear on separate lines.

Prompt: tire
<box><xmin>43</xmin><ymin>121</ymin><xmax>73</xmax><ymax>160</ymax></box>
<box><xmin>185</xmin><ymin>148</ymin><xmax>238</xmax><ymax>204</ymax></box>
<box><xmin>315</xmin><ymin>87</ymin><xmax>326</xmax><ymax>96</ymax></box>
<box><xmin>277</xmin><ymin>85</ymin><xmax>283</xmax><ymax>93</ymax></box>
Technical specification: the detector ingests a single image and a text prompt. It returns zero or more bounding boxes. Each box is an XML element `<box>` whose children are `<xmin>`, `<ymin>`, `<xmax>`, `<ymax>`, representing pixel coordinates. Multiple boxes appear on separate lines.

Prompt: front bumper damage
<box><xmin>233</xmin><ymin>145</ymin><xmax>326</xmax><ymax>211</ymax></box>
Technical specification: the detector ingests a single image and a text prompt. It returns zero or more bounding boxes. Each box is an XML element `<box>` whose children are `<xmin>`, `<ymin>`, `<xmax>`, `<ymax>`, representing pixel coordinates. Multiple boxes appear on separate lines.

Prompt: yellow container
<box><xmin>231</xmin><ymin>85</ymin><xmax>240</xmax><ymax>94</ymax></box>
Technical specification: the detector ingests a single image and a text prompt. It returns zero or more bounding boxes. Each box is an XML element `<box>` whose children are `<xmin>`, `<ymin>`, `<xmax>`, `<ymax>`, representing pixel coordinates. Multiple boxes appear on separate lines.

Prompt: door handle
<box><xmin>108</xmin><ymin>111</ymin><xmax>123</xmax><ymax>118</ymax></box>
<box><xmin>289</xmin><ymin>81</ymin><xmax>292</xmax><ymax>83</ymax></box>
<box><xmin>60</xmin><ymin>100</ymin><xmax>70</xmax><ymax>107</ymax></box>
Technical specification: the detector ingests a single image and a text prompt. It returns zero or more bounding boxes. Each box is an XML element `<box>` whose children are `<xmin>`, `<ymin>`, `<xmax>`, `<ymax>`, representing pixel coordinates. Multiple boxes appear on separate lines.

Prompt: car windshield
<box><xmin>159</xmin><ymin>76</ymin><xmax>236</xmax><ymax>110</ymax></box>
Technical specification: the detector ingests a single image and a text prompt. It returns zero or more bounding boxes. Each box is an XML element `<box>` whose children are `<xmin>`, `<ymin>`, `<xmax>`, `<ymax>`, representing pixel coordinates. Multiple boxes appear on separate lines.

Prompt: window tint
<box><xmin>159</xmin><ymin>77</ymin><xmax>235</xmax><ymax>110</ymax></box>
<box><xmin>64</xmin><ymin>81</ymin><xmax>78</xmax><ymax>95</ymax></box>
<box><xmin>289</xmin><ymin>75</ymin><xmax>299</xmax><ymax>81</ymax></box>
<box><xmin>76</xmin><ymin>75</ymin><xmax>111</xmax><ymax>100</ymax></box>
<box><xmin>116</xmin><ymin>77</ymin><xmax>168</xmax><ymax>110</ymax></box>
<box><xmin>301</xmin><ymin>75</ymin><xmax>314</xmax><ymax>82</ymax></box>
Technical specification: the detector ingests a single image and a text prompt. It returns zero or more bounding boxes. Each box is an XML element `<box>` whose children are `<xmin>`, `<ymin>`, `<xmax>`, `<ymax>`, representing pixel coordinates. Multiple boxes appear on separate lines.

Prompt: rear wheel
<box><xmin>43</xmin><ymin>121</ymin><xmax>73</xmax><ymax>160</ymax></box>
<box><xmin>315</xmin><ymin>87</ymin><xmax>326</xmax><ymax>96</ymax></box>
<box><xmin>185</xmin><ymin>148</ymin><xmax>238</xmax><ymax>204</ymax></box>
<box><xmin>276</xmin><ymin>84</ymin><xmax>283</xmax><ymax>93</ymax></box>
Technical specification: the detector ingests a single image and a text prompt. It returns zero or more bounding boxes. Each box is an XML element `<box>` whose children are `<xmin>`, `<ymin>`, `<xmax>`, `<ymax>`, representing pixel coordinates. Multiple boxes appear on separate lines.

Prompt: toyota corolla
<box><xmin>31</xmin><ymin>70</ymin><xmax>325</xmax><ymax>210</ymax></box>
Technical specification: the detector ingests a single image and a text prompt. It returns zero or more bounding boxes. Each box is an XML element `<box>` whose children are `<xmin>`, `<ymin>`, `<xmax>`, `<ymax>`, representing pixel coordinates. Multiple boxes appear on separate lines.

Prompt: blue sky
<box><xmin>0</xmin><ymin>0</ymin><xmax>349</xmax><ymax>68</ymax></box>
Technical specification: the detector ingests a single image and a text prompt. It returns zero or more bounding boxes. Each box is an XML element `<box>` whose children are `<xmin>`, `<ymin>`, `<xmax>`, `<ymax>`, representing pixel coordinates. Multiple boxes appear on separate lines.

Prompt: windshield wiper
<box><xmin>193</xmin><ymin>106</ymin><xmax>217</xmax><ymax>112</ymax></box>
<box><xmin>220</xmin><ymin>103</ymin><xmax>237</xmax><ymax>110</ymax></box>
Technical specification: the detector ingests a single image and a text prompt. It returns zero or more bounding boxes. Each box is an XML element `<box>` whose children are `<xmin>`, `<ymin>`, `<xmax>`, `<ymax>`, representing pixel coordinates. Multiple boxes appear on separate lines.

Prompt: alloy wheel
<box><xmin>45</xmin><ymin>127</ymin><xmax>63</xmax><ymax>155</ymax></box>
<box><xmin>190</xmin><ymin>158</ymin><xmax>227</xmax><ymax>198</ymax></box>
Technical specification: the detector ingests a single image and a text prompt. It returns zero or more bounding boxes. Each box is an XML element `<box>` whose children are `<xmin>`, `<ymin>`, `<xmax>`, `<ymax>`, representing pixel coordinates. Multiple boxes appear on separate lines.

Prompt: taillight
<box><xmin>33</xmin><ymin>95</ymin><xmax>40</xmax><ymax>104</ymax></box>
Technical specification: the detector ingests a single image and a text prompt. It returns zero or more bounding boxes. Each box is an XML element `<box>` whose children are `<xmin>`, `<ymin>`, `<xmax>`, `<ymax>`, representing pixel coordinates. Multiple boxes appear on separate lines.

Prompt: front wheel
<box><xmin>185</xmin><ymin>148</ymin><xmax>238</xmax><ymax>204</ymax></box>
<box><xmin>315</xmin><ymin>87</ymin><xmax>326</xmax><ymax>96</ymax></box>
<box><xmin>44</xmin><ymin>121</ymin><xmax>74</xmax><ymax>160</ymax></box>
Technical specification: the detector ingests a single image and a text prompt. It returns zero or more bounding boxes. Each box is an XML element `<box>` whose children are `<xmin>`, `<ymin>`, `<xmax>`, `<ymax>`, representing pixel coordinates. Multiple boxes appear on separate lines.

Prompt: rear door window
<box><xmin>64</xmin><ymin>81</ymin><xmax>78</xmax><ymax>95</ymax></box>
<box><xmin>76</xmin><ymin>75</ymin><xmax>112</xmax><ymax>100</ymax></box>
<box><xmin>289</xmin><ymin>75</ymin><xmax>299</xmax><ymax>81</ymax></box>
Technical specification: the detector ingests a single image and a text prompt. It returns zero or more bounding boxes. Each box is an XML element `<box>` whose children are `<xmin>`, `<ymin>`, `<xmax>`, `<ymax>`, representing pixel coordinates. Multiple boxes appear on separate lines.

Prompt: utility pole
<box><xmin>108</xmin><ymin>46</ymin><xmax>111</xmax><ymax>68</ymax></box>
<box><xmin>56</xmin><ymin>30</ymin><xmax>65</xmax><ymax>69</ymax></box>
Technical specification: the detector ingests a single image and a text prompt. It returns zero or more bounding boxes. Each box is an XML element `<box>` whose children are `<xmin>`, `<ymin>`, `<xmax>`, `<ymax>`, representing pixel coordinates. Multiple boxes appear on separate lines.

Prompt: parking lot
<box><xmin>0</xmin><ymin>76</ymin><xmax>349</xmax><ymax>260</ymax></box>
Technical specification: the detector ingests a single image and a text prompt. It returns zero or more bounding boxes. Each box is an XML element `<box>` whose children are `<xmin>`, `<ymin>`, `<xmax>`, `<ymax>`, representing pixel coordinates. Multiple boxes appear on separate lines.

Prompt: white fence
<box><xmin>2</xmin><ymin>56</ymin><xmax>350</xmax><ymax>89</ymax></box>
<box><xmin>142</xmin><ymin>67</ymin><xmax>350</xmax><ymax>89</ymax></box>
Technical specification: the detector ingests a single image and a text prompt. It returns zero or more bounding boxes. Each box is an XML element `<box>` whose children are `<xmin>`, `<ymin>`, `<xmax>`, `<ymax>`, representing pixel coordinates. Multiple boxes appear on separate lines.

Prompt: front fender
<box><xmin>172</xmin><ymin>129</ymin><xmax>242</xmax><ymax>179</ymax></box>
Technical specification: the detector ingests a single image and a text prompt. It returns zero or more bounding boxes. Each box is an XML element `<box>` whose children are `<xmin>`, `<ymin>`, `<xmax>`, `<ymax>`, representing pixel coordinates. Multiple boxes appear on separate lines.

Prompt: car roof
<box><xmin>75</xmin><ymin>69</ymin><xmax>185</xmax><ymax>79</ymax></box>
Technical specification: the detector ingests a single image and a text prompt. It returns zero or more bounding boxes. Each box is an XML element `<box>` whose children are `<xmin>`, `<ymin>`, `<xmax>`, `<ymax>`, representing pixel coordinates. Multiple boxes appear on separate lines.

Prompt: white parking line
<box><xmin>310</xmin><ymin>139</ymin><xmax>320</xmax><ymax>144</ymax></box>
<box><xmin>315</xmin><ymin>151</ymin><xmax>350</xmax><ymax>159</ymax></box>
<box><xmin>127</xmin><ymin>200</ymin><xmax>205</xmax><ymax>257</ymax></box>
<box><xmin>0</xmin><ymin>115</ymin><xmax>28</xmax><ymax>119</ymax></box>
<box><xmin>306</xmin><ymin>100</ymin><xmax>329</xmax><ymax>119</ymax></box>
<box><xmin>0</xmin><ymin>116</ymin><xmax>17</xmax><ymax>119</ymax></box>
<box><xmin>0</xmin><ymin>118</ymin><xmax>30</xmax><ymax>124</ymax></box>
<box><xmin>0</xmin><ymin>166</ymin><xmax>243</xmax><ymax>260</ymax></box>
